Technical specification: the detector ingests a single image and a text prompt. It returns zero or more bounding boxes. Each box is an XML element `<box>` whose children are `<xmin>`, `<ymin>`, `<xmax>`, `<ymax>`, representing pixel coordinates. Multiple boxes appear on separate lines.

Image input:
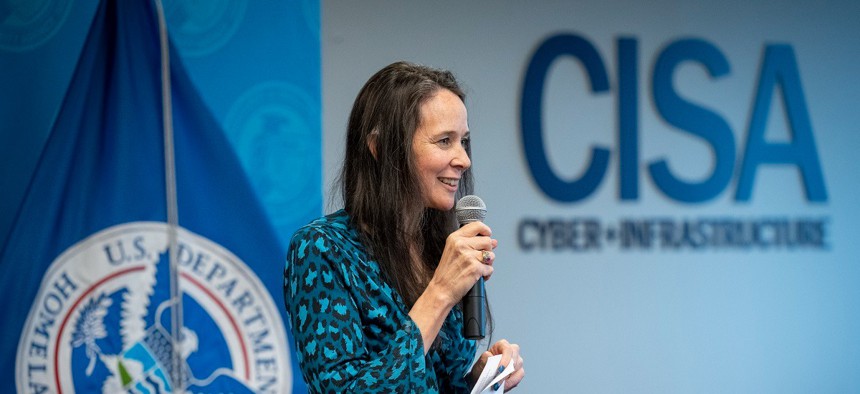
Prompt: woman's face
<box><xmin>412</xmin><ymin>89</ymin><xmax>471</xmax><ymax>211</ymax></box>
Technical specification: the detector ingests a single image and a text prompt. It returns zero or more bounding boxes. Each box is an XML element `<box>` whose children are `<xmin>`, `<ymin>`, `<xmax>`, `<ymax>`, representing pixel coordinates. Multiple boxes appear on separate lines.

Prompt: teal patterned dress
<box><xmin>284</xmin><ymin>210</ymin><xmax>477</xmax><ymax>393</ymax></box>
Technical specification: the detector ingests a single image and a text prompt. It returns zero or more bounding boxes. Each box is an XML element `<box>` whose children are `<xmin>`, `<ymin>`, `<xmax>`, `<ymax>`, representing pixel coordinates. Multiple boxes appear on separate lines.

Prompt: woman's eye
<box><xmin>461</xmin><ymin>137</ymin><xmax>470</xmax><ymax>148</ymax></box>
<box><xmin>438</xmin><ymin>137</ymin><xmax>451</xmax><ymax>146</ymax></box>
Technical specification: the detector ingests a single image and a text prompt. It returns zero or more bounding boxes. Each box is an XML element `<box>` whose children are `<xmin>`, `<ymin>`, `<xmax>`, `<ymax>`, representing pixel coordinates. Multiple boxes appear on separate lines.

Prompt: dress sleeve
<box><xmin>433</xmin><ymin>307</ymin><xmax>478</xmax><ymax>393</ymax></box>
<box><xmin>284</xmin><ymin>225</ymin><xmax>431</xmax><ymax>393</ymax></box>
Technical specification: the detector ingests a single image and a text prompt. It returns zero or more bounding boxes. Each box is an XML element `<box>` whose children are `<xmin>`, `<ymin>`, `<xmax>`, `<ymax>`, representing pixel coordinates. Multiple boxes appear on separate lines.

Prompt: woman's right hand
<box><xmin>428</xmin><ymin>221</ymin><xmax>498</xmax><ymax>307</ymax></box>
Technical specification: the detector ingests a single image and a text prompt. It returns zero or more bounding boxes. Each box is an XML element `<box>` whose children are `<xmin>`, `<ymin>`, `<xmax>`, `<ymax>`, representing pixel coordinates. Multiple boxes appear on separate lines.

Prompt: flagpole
<box><xmin>153</xmin><ymin>0</ymin><xmax>184</xmax><ymax>391</ymax></box>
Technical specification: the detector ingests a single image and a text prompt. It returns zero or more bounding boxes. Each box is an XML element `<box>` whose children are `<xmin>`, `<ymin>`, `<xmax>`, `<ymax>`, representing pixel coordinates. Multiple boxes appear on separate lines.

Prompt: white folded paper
<box><xmin>469</xmin><ymin>354</ymin><xmax>515</xmax><ymax>394</ymax></box>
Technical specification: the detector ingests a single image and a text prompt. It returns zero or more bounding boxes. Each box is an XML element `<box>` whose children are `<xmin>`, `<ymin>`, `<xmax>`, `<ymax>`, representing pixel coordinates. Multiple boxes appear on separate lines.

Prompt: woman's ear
<box><xmin>367</xmin><ymin>129</ymin><xmax>378</xmax><ymax>160</ymax></box>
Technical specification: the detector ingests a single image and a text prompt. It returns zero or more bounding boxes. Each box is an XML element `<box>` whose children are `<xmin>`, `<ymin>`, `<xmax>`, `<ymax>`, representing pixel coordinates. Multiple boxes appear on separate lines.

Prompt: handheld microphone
<box><xmin>455</xmin><ymin>195</ymin><xmax>487</xmax><ymax>339</ymax></box>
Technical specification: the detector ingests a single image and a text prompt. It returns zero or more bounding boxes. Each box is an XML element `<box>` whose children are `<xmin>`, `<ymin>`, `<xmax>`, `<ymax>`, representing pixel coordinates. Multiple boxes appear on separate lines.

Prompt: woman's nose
<box><xmin>452</xmin><ymin>144</ymin><xmax>471</xmax><ymax>170</ymax></box>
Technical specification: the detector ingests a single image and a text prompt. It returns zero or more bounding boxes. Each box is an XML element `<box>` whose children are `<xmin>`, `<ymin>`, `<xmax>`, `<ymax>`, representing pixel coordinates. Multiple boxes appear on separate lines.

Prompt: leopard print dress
<box><xmin>284</xmin><ymin>210</ymin><xmax>477</xmax><ymax>393</ymax></box>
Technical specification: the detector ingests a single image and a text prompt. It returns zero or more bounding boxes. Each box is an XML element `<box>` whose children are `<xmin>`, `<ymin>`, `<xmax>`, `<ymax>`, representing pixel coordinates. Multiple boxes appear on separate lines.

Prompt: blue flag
<box><xmin>0</xmin><ymin>0</ymin><xmax>307</xmax><ymax>392</ymax></box>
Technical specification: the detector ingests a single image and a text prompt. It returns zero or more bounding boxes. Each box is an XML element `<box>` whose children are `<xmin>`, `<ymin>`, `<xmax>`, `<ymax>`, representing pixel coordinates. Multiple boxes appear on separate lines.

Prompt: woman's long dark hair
<box><xmin>337</xmin><ymin>61</ymin><xmax>473</xmax><ymax>308</ymax></box>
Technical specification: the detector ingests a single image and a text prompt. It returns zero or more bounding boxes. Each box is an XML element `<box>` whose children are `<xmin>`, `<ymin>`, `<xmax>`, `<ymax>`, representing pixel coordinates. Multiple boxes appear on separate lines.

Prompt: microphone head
<box><xmin>455</xmin><ymin>195</ymin><xmax>486</xmax><ymax>225</ymax></box>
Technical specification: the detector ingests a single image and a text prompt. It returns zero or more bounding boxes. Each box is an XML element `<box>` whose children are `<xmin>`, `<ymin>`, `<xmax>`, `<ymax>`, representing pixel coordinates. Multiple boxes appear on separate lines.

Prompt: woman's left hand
<box><xmin>469</xmin><ymin>339</ymin><xmax>525</xmax><ymax>391</ymax></box>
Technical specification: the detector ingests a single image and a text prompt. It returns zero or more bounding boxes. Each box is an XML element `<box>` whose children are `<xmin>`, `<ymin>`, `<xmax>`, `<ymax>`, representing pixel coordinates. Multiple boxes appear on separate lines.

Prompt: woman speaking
<box><xmin>284</xmin><ymin>61</ymin><xmax>525</xmax><ymax>392</ymax></box>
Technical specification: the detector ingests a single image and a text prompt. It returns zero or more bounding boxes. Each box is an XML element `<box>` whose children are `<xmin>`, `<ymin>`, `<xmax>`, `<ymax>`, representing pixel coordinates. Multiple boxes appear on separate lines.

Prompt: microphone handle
<box><xmin>463</xmin><ymin>277</ymin><xmax>485</xmax><ymax>339</ymax></box>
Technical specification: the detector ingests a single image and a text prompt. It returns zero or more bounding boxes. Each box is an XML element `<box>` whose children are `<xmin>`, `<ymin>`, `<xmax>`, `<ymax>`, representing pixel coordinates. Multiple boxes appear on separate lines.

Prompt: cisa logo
<box><xmin>224</xmin><ymin>81</ymin><xmax>320</xmax><ymax>243</ymax></box>
<box><xmin>517</xmin><ymin>33</ymin><xmax>830</xmax><ymax>252</ymax></box>
<box><xmin>521</xmin><ymin>33</ymin><xmax>827</xmax><ymax>204</ymax></box>
<box><xmin>163</xmin><ymin>0</ymin><xmax>248</xmax><ymax>57</ymax></box>
<box><xmin>16</xmin><ymin>222</ymin><xmax>291</xmax><ymax>393</ymax></box>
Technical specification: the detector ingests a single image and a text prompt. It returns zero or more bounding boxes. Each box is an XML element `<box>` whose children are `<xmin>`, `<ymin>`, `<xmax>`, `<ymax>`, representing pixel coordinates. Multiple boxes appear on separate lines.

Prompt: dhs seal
<box><xmin>16</xmin><ymin>222</ymin><xmax>292</xmax><ymax>393</ymax></box>
<box><xmin>0</xmin><ymin>0</ymin><xmax>72</xmax><ymax>51</ymax></box>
